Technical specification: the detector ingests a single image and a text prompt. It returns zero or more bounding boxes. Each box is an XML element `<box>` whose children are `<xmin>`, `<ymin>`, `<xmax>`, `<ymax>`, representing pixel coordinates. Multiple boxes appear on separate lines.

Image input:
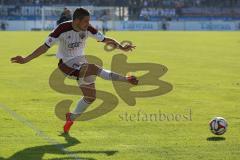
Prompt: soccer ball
<box><xmin>209</xmin><ymin>117</ymin><xmax>228</xmax><ymax>135</ymax></box>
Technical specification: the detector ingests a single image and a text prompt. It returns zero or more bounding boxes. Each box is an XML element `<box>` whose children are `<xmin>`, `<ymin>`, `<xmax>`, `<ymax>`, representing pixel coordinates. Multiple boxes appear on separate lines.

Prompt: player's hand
<box><xmin>120</xmin><ymin>44</ymin><xmax>136</xmax><ymax>52</ymax></box>
<box><xmin>11</xmin><ymin>56</ymin><xmax>28</xmax><ymax>64</ymax></box>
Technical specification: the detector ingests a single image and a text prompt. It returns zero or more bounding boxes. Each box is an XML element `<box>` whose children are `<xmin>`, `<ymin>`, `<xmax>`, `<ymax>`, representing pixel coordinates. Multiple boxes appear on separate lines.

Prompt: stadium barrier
<box><xmin>4</xmin><ymin>20</ymin><xmax>240</xmax><ymax>31</ymax></box>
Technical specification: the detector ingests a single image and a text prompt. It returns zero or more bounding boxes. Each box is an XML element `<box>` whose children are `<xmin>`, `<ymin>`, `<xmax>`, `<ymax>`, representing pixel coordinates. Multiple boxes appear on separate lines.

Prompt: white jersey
<box><xmin>44</xmin><ymin>21</ymin><xmax>105</xmax><ymax>62</ymax></box>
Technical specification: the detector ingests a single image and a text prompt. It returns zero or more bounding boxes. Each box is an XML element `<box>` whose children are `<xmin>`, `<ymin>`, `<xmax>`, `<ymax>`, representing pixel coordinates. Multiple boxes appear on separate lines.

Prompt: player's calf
<box><xmin>64</xmin><ymin>96</ymin><xmax>94</xmax><ymax>133</ymax></box>
<box><xmin>64</xmin><ymin>84</ymin><xmax>96</xmax><ymax>133</ymax></box>
<box><xmin>98</xmin><ymin>68</ymin><xmax>139</xmax><ymax>85</ymax></box>
<box><xmin>70</xmin><ymin>85</ymin><xmax>96</xmax><ymax>120</ymax></box>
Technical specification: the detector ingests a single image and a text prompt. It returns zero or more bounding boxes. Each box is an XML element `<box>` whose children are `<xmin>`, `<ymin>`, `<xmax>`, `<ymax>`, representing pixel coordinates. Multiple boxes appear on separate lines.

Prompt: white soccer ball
<box><xmin>209</xmin><ymin>117</ymin><xmax>228</xmax><ymax>135</ymax></box>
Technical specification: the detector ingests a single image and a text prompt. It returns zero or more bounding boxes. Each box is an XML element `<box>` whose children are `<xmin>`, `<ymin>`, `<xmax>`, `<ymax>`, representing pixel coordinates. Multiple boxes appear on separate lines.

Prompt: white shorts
<box><xmin>59</xmin><ymin>56</ymin><xmax>96</xmax><ymax>86</ymax></box>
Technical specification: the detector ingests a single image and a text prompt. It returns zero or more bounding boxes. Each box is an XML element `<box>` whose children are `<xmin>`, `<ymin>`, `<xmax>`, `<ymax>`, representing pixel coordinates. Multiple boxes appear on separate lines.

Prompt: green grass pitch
<box><xmin>0</xmin><ymin>31</ymin><xmax>240</xmax><ymax>160</ymax></box>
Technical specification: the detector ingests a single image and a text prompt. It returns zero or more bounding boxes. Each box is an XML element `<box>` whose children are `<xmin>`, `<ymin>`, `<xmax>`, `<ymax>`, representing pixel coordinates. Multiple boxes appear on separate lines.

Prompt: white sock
<box><xmin>71</xmin><ymin>98</ymin><xmax>91</xmax><ymax>120</ymax></box>
<box><xmin>98</xmin><ymin>69</ymin><xmax>127</xmax><ymax>82</ymax></box>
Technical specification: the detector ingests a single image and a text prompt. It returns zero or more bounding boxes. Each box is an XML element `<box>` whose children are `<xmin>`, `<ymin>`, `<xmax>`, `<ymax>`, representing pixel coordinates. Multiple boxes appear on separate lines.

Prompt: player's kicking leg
<box><xmin>63</xmin><ymin>63</ymin><xmax>138</xmax><ymax>133</ymax></box>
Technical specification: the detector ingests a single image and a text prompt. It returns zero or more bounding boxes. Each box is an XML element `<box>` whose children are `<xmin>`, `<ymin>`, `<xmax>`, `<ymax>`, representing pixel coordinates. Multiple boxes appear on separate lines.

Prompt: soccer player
<box><xmin>11</xmin><ymin>8</ymin><xmax>138</xmax><ymax>133</ymax></box>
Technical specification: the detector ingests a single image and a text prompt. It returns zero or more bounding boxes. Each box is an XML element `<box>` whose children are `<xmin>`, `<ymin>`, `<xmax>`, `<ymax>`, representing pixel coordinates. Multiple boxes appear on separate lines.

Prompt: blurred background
<box><xmin>0</xmin><ymin>0</ymin><xmax>240</xmax><ymax>31</ymax></box>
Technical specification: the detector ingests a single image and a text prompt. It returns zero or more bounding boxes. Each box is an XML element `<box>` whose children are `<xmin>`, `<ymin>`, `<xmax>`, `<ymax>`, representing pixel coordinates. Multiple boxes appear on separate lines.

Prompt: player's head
<box><xmin>73</xmin><ymin>8</ymin><xmax>90</xmax><ymax>30</ymax></box>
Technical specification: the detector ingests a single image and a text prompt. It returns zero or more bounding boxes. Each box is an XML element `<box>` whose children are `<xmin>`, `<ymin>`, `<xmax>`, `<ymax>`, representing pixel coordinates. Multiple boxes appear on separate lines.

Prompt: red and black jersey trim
<box><xmin>87</xmin><ymin>25</ymin><xmax>98</xmax><ymax>34</ymax></box>
<box><xmin>44</xmin><ymin>43</ymin><xmax>50</xmax><ymax>48</ymax></box>
<box><xmin>88</xmin><ymin>25</ymin><xmax>105</xmax><ymax>42</ymax></box>
<box><xmin>49</xmin><ymin>21</ymin><xmax>73</xmax><ymax>38</ymax></box>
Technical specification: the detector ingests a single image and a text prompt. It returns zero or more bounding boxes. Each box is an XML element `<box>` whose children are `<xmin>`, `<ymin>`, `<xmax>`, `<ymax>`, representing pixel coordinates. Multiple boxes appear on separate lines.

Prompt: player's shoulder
<box><xmin>87</xmin><ymin>24</ymin><xmax>98</xmax><ymax>34</ymax></box>
<box><xmin>49</xmin><ymin>21</ymin><xmax>73</xmax><ymax>38</ymax></box>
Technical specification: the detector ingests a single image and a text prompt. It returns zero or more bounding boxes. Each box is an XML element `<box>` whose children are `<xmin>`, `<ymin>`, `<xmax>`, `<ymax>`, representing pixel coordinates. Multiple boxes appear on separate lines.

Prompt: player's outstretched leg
<box><xmin>64</xmin><ymin>83</ymin><xmax>96</xmax><ymax>133</ymax></box>
<box><xmin>83</xmin><ymin>63</ymin><xmax>139</xmax><ymax>85</ymax></box>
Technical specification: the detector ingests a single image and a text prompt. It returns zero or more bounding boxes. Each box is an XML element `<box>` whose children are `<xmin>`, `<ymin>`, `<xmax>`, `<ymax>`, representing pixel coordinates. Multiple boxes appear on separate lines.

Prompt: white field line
<box><xmin>0</xmin><ymin>103</ymin><xmax>82</xmax><ymax>160</ymax></box>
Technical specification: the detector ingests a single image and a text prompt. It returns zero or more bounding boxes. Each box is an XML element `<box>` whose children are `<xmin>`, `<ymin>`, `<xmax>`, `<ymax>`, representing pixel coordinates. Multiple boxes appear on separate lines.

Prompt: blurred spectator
<box><xmin>0</xmin><ymin>22</ymin><xmax>8</xmax><ymax>30</ymax></box>
<box><xmin>57</xmin><ymin>8</ymin><xmax>72</xmax><ymax>25</ymax></box>
<box><xmin>1</xmin><ymin>0</ymin><xmax>239</xmax><ymax>7</ymax></box>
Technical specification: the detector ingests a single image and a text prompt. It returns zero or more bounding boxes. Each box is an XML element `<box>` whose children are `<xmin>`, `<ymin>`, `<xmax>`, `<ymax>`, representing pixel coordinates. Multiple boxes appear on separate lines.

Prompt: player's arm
<box><xmin>11</xmin><ymin>44</ymin><xmax>49</xmax><ymax>64</ymax></box>
<box><xmin>11</xmin><ymin>23</ymin><xmax>62</xmax><ymax>64</ymax></box>
<box><xmin>102</xmin><ymin>37</ymin><xmax>136</xmax><ymax>52</ymax></box>
<box><xmin>88</xmin><ymin>24</ymin><xmax>135</xmax><ymax>52</ymax></box>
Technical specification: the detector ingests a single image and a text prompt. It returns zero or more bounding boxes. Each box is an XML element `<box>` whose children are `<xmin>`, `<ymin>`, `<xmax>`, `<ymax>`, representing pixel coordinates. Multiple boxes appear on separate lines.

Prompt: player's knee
<box><xmin>83</xmin><ymin>95</ymin><xmax>96</xmax><ymax>103</ymax></box>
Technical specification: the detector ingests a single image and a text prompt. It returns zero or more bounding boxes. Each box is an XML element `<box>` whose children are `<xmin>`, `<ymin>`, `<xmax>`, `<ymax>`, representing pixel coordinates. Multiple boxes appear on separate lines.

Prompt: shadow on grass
<box><xmin>0</xmin><ymin>133</ymin><xmax>118</xmax><ymax>160</ymax></box>
<box><xmin>207</xmin><ymin>136</ymin><xmax>226</xmax><ymax>141</ymax></box>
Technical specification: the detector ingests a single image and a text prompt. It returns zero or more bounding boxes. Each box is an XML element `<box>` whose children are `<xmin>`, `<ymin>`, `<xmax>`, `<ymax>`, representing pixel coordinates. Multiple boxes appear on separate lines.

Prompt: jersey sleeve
<box><xmin>44</xmin><ymin>25</ymin><xmax>62</xmax><ymax>48</ymax></box>
<box><xmin>44</xmin><ymin>36</ymin><xmax>59</xmax><ymax>48</ymax></box>
<box><xmin>87</xmin><ymin>25</ymin><xmax>105</xmax><ymax>42</ymax></box>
